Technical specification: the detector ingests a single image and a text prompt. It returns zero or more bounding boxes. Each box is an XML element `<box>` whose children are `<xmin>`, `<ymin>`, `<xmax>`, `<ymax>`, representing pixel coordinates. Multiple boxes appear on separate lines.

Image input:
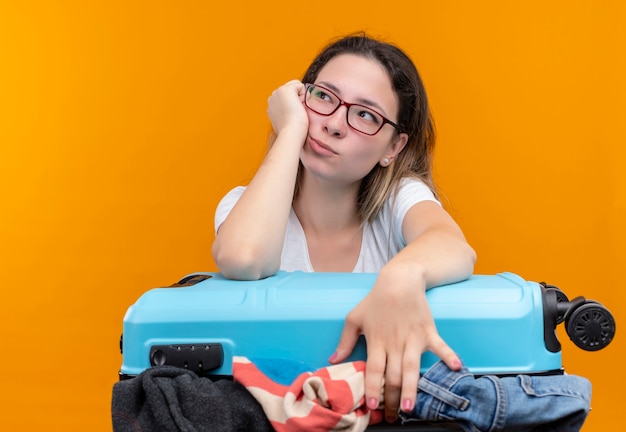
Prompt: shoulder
<box><xmin>365</xmin><ymin>178</ymin><xmax>440</xmax><ymax>249</ymax></box>
<box><xmin>393</xmin><ymin>177</ymin><xmax>440</xmax><ymax>209</ymax></box>
<box><xmin>385</xmin><ymin>177</ymin><xmax>440</xmax><ymax>238</ymax></box>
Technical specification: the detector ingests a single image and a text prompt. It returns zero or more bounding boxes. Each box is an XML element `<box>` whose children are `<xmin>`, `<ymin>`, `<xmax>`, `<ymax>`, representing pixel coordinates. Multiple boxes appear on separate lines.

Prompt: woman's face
<box><xmin>300</xmin><ymin>53</ymin><xmax>408</xmax><ymax>186</ymax></box>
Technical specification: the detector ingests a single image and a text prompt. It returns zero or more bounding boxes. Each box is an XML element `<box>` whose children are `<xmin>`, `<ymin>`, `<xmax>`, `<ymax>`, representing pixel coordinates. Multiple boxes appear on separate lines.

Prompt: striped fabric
<box><xmin>233</xmin><ymin>356</ymin><xmax>383</xmax><ymax>432</ymax></box>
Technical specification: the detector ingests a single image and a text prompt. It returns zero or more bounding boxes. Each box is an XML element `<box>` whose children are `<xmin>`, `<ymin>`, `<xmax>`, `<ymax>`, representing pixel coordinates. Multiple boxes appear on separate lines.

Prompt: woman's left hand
<box><xmin>329</xmin><ymin>267</ymin><xmax>462</xmax><ymax>423</ymax></box>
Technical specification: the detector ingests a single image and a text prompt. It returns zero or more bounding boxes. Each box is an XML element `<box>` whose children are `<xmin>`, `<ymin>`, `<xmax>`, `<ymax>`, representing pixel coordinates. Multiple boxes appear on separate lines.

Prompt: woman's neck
<box><xmin>293</xmin><ymin>173</ymin><xmax>361</xmax><ymax>235</ymax></box>
<box><xmin>293</xmin><ymin>172</ymin><xmax>364</xmax><ymax>272</ymax></box>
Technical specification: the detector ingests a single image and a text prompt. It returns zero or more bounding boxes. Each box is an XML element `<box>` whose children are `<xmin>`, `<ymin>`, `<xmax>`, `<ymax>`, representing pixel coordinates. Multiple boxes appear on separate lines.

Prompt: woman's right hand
<box><xmin>267</xmin><ymin>80</ymin><xmax>309</xmax><ymax>138</ymax></box>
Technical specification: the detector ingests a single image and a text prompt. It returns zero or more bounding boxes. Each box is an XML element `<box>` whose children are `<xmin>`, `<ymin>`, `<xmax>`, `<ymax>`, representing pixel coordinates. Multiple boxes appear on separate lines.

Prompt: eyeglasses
<box><xmin>304</xmin><ymin>83</ymin><xmax>401</xmax><ymax>136</ymax></box>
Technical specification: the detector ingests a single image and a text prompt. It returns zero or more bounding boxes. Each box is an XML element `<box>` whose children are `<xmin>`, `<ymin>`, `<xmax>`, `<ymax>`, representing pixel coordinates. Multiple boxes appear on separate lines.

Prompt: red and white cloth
<box><xmin>233</xmin><ymin>356</ymin><xmax>383</xmax><ymax>432</ymax></box>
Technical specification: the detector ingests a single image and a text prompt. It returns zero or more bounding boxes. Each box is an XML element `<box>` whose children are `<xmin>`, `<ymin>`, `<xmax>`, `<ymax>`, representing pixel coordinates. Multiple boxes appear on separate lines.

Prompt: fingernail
<box><xmin>402</xmin><ymin>399</ymin><xmax>413</xmax><ymax>411</ymax></box>
<box><xmin>367</xmin><ymin>398</ymin><xmax>378</xmax><ymax>409</ymax></box>
<box><xmin>328</xmin><ymin>352</ymin><xmax>338</xmax><ymax>363</ymax></box>
<box><xmin>386</xmin><ymin>415</ymin><xmax>397</xmax><ymax>424</ymax></box>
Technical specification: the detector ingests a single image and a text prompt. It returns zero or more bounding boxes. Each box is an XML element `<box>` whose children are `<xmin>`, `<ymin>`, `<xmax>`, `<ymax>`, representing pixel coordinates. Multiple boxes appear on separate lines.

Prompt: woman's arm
<box><xmin>395</xmin><ymin>200</ymin><xmax>476</xmax><ymax>288</ymax></box>
<box><xmin>212</xmin><ymin>80</ymin><xmax>308</xmax><ymax>280</ymax></box>
<box><xmin>330</xmin><ymin>200</ymin><xmax>476</xmax><ymax>422</ymax></box>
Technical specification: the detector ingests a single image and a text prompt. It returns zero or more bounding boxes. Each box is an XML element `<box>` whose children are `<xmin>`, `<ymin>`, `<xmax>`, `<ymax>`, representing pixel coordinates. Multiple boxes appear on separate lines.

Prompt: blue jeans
<box><xmin>399</xmin><ymin>361</ymin><xmax>592</xmax><ymax>431</ymax></box>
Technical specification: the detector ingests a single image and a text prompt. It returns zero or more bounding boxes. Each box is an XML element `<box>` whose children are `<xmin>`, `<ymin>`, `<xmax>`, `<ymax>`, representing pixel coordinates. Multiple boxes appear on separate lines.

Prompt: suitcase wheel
<box><xmin>565</xmin><ymin>301</ymin><xmax>616</xmax><ymax>351</ymax></box>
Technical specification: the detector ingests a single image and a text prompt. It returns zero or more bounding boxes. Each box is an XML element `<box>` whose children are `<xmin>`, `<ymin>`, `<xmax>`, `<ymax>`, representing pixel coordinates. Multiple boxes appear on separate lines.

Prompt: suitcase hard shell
<box><xmin>119</xmin><ymin>271</ymin><xmax>592</xmax><ymax>380</ymax></box>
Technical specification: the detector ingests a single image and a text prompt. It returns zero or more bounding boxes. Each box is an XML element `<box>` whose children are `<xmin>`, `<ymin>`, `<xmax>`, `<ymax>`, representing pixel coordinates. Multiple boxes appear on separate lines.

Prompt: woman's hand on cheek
<box><xmin>329</xmin><ymin>270</ymin><xmax>462</xmax><ymax>423</ymax></box>
<box><xmin>267</xmin><ymin>80</ymin><xmax>309</xmax><ymax>138</ymax></box>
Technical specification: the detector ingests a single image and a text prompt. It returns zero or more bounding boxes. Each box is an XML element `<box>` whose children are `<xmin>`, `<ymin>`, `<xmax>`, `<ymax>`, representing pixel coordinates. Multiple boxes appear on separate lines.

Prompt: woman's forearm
<box><xmin>384</xmin><ymin>227</ymin><xmax>476</xmax><ymax>290</ymax></box>
<box><xmin>387</xmin><ymin>201</ymin><xmax>476</xmax><ymax>289</ymax></box>
<box><xmin>212</xmin><ymin>127</ymin><xmax>305</xmax><ymax>280</ymax></box>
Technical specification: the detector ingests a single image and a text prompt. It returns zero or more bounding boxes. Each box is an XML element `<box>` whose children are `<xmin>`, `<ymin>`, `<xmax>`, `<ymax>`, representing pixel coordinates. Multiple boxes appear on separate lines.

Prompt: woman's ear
<box><xmin>380</xmin><ymin>132</ymin><xmax>408</xmax><ymax>166</ymax></box>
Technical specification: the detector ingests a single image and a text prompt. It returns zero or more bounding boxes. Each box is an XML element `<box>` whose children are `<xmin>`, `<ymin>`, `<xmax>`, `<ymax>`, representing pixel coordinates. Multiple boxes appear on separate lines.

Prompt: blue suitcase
<box><xmin>119</xmin><ymin>271</ymin><xmax>615</xmax><ymax>381</ymax></box>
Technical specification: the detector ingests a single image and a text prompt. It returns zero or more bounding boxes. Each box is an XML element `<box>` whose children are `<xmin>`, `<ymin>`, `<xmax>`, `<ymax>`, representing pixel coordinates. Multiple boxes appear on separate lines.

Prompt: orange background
<box><xmin>1</xmin><ymin>1</ymin><xmax>623</xmax><ymax>430</ymax></box>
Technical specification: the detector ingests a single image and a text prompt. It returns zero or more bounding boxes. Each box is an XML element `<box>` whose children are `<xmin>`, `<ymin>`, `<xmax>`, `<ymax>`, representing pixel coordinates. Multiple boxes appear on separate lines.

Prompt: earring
<box><xmin>382</xmin><ymin>157</ymin><xmax>390</xmax><ymax>166</ymax></box>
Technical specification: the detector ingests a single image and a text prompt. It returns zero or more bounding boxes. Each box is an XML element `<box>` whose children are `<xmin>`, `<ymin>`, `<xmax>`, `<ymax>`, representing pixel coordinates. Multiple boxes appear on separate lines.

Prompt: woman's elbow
<box><xmin>212</xmin><ymin>241</ymin><xmax>279</xmax><ymax>281</ymax></box>
<box><xmin>460</xmin><ymin>241</ymin><xmax>477</xmax><ymax>278</ymax></box>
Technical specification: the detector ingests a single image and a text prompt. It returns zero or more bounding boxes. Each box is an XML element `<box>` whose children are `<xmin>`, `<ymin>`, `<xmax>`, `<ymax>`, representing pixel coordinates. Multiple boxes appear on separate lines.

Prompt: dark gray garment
<box><xmin>112</xmin><ymin>366</ymin><xmax>274</xmax><ymax>432</ymax></box>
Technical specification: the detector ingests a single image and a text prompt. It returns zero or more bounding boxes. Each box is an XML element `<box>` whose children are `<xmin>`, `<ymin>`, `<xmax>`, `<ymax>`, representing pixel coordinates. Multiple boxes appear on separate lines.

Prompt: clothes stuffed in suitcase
<box><xmin>117</xmin><ymin>271</ymin><xmax>615</xmax><ymax>430</ymax></box>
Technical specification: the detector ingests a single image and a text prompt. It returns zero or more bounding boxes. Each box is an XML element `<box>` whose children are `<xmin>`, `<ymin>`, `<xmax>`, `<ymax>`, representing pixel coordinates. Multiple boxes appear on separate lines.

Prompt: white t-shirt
<box><xmin>214</xmin><ymin>178</ymin><xmax>440</xmax><ymax>273</ymax></box>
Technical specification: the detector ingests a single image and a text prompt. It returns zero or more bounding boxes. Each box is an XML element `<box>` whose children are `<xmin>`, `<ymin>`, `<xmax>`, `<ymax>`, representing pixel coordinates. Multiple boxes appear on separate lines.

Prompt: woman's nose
<box><xmin>322</xmin><ymin>106</ymin><xmax>348</xmax><ymax>137</ymax></box>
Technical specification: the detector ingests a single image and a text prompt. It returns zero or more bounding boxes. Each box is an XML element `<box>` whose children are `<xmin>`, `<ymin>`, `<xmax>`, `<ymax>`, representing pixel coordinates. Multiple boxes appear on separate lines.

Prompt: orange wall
<box><xmin>1</xmin><ymin>1</ymin><xmax>623</xmax><ymax>430</ymax></box>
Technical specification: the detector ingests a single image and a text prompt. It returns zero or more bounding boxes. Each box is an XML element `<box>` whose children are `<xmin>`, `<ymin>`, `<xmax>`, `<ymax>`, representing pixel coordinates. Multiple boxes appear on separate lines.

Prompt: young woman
<box><xmin>212</xmin><ymin>34</ymin><xmax>476</xmax><ymax>423</ymax></box>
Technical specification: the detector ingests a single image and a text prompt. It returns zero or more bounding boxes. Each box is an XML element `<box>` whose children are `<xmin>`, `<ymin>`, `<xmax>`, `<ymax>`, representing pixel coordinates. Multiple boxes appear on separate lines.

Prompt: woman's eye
<box><xmin>314</xmin><ymin>90</ymin><xmax>333</xmax><ymax>103</ymax></box>
<box><xmin>357</xmin><ymin>109</ymin><xmax>381</xmax><ymax>124</ymax></box>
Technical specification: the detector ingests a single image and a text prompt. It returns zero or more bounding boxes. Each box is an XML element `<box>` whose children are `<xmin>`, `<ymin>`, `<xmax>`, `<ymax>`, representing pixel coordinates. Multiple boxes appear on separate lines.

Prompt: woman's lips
<box><xmin>308</xmin><ymin>137</ymin><xmax>338</xmax><ymax>155</ymax></box>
